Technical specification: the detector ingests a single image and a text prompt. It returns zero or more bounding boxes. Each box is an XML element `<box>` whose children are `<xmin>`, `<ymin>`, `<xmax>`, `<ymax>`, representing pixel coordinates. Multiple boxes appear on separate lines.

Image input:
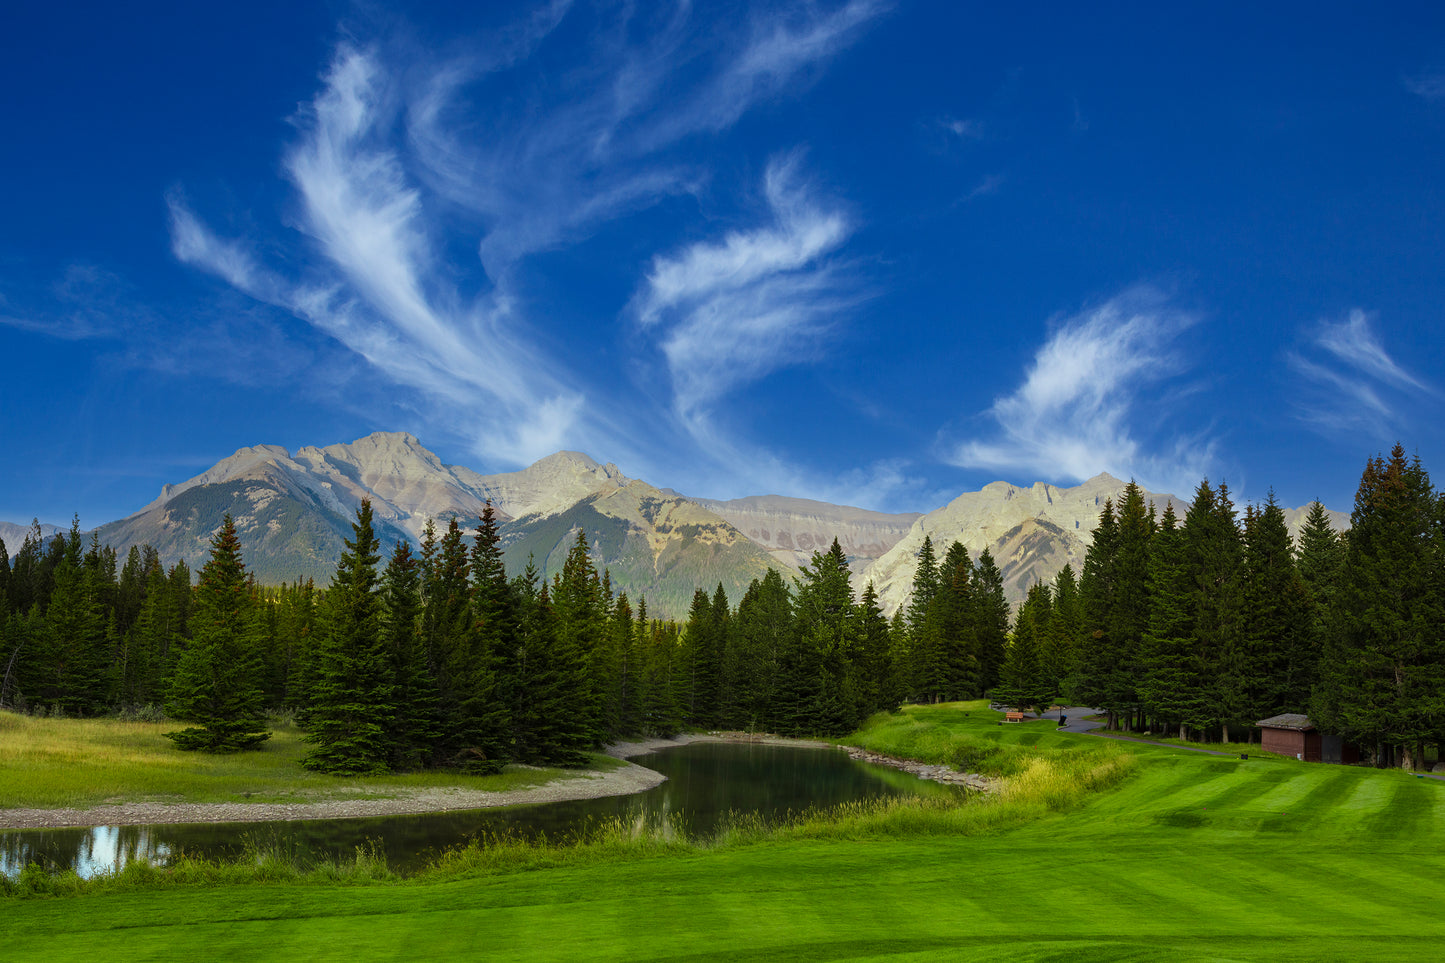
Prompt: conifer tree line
<box><xmin>990</xmin><ymin>444</ymin><xmax>1445</xmax><ymax>770</ymax></box>
<box><xmin>0</xmin><ymin>501</ymin><xmax>915</xmax><ymax>771</ymax></box>
<box><xmin>2</xmin><ymin>443</ymin><xmax>1439</xmax><ymax>771</ymax></box>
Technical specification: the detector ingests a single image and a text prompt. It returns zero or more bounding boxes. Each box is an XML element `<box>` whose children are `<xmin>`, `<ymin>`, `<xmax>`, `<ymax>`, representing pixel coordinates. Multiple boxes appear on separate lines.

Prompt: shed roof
<box><xmin>1257</xmin><ymin>713</ymin><xmax>1315</xmax><ymax>731</ymax></box>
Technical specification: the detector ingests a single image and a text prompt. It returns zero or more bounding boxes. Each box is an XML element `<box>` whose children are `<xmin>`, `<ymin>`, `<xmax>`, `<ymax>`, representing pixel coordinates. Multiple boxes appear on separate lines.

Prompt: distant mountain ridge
<box><xmin>3</xmin><ymin>432</ymin><xmax>1348</xmax><ymax>617</ymax></box>
<box><xmin>0</xmin><ymin>521</ymin><xmax>64</xmax><ymax>556</ymax></box>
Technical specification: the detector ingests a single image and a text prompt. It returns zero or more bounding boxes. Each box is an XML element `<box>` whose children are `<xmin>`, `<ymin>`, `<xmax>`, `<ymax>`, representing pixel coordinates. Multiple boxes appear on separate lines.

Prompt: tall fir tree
<box><xmin>380</xmin><ymin>540</ymin><xmax>442</xmax><ymax>770</ymax></box>
<box><xmin>1313</xmin><ymin>446</ymin><xmax>1445</xmax><ymax>768</ymax></box>
<box><xmin>972</xmin><ymin>547</ymin><xmax>1010</xmax><ymax>696</ymax></box>
<box><xmin>304</xmin><ymin>500</ymin><xmax>395</xmax><ymax>774</ymax></box>
<box><xmin>166</xmin><ymin>515</ymin><xmax>270</xmax><ymax>752</ymax></box>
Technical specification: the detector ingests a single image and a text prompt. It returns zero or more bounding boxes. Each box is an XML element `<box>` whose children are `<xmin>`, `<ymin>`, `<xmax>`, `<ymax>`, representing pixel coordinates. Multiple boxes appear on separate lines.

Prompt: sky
<box><xmin>4</xmin><ymin>1</ymin><xmax>1445</xmax><ymax>528</ymax></box>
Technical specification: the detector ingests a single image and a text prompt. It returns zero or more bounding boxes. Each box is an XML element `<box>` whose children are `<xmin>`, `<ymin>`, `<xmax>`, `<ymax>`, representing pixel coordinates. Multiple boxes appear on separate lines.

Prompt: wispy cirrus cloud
<box><xmin>406</xmin><ymin>0</ymin><xmax>888</xmax><ymax>279</ymax></box>
<box><xmin>1288</xmin><ymin>309</ymin><xmax>1433</xmax><ymax>438</ymax></box>
<box><xmin>634</xmin><ymin>151</ymin><xmax>858</xmax><ymax>425</ymax></box>
<box><xmin>947</xmin><ymin>287</ymin><xmax>1216</xmax><ymax>495</ymax></box>
<box><xmin>169</xmin><ymin>2</ymin><xmax>888</xmax><ymax>470</ymax></box>
<box><xmin>1405</xmin><ymin>70</ymin><xmax>1445</xmax><ymax>102</ymax></box>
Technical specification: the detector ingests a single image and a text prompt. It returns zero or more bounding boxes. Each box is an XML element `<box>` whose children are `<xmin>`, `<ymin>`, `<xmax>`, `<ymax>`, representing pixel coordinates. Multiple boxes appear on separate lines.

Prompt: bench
<box><xmin>1004</xmin><ymin>711</ymin><xmax>1025</xmax><ymax>723</ymax></box>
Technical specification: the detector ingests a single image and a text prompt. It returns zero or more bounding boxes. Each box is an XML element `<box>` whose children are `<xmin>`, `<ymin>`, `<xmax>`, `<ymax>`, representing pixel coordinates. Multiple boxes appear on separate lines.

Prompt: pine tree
<box><xmin>904</xmin><ymin>535</ymin><xmax>940</xmax><ymax>700</ymax></box>
<box><xmin>999</xmin><ymin>582</ymin><xmax>1051</xmax><ymax>711</ymax></box>
<box><xmin>788</xmin><ymin>539</ymin><xmax>859</xmax><ymax>735</ymax></box>
<box><xmin>1139</xmin><ymin>502</ymin><xmax>1209</xmax><ymax>738</ymax></box>
<box><xmin>551</xmin><ymin>530</ymin><xmax>607</xmax><ymax>747</ymax></box>
<box><xmin>423</xmin><ymin>518</ymin><xmax>474</xmax><ymax>763</ymax></box>
<box><xmin>855</xmin><ymin>582</ymin><xmax>897</xmax><ymax>716</ymax></box>
<box><xmin>35</xmin><ymin>520</ymin><xmax>109</xmax><ymax>715</ymax></box>
<box><xmin>1184</xmin><ymin>480</ymin><xmax>1244</xmax><ymax>740</ymax></box>
<box><xmin>1042</xmin><ymin>564</ymin><xmax>1081</xmax><ymax>698</ymax></box>
<box><xmin>972</xmin><ymin>547</ymin><xmax>1010</xmax><ymax>696</ymax></box>
<box><xmin>1313</xmin><ymin>445</ymin><xmax>1445</xmax><ymax>768</ymax></box>
<box><xmin>931</xmin><ymin>541</ymin><xmax>976</xmax><ymax>701</ymax></box>
<box><xmin>517</xmin><ymin>574</ymin><xmax>592</xmax><ymax>766</ymax></box>
<box><xmin>681</xmin><ymin>587</ymin><xmax>717</xmax><ymax>726</ymax></box>
<box><xmin>165</xmin><ymin>515</ymin><xmax>270</xmax><ymax>752</ymax></box>
<box><xmin>453</xmin><ymin>503</ymin><xmax>514</xmax><ymax>772</ymax></box>
<box><xmin>608</xmin><ymin>593</ymin><xmax>638</xmax><ymax>736</ymax></box>
<box><xmin>729</xmin><ymin>569</ymin><xmax>791</xmax><ymax>730</ymax></box>
<box><xmin>1075</xmin><ymin>499</ymin><xmax>1121</xmax><ymax>723</ymax></box>
<box><xmin>380</xmin><ymin>540</ymin><xmax>442</xmax><ymax>770</ymax></box>
<box><xmin>1240</xmin><ymin>493</ymin><xmax>1313</xmax><ymax>721</ymax></box>
<box><xmin>303</xmin><ymin>500</ymin><xmax>395</xmax><ymax>774</ymax></box>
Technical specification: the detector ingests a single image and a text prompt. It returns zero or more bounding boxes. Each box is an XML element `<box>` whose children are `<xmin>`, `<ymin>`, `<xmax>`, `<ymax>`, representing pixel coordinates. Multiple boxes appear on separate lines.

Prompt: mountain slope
<box><xmin>36</xmin><ymin>431</ymin><xmax>1349</xmax><ymax>620</ymax></box>
<box><xmin>0</xmin><ymin>521</ymin><xmax>64</xmax><ymax>555</ymax></box>
<box><xmin>501</xmin><ymin>479</ymin><xmax>791</xmax><ymax>619</ymax></box>
<box><xmin>861</xmin><ymin>475</ymin><xmax>1349</xmax><ymax>612</ymax></box>
<box><xmin>692</xmin><ymin>494</ymin><xmax>919</xmax><ymax>572</ymax></box>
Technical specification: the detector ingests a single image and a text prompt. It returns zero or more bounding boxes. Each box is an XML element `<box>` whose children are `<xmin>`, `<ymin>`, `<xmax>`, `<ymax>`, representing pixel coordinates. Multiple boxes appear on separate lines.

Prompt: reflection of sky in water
<box><xmin>1</xmin><ymin>824</ymin><xmax>174</xmax><ymax>878</ymax></box>
<box><xmin>2</xmin><ymin>744</ymin><xmax>957</xmax><ymax>879</ymax></box>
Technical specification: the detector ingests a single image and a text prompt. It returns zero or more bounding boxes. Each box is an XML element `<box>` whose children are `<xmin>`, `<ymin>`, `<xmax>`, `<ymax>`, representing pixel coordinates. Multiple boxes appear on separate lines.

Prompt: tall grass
<box><xmin>0</xmin><ymin>836</ymin><xmax>399</xmax><ymax>898</ymax></box>
<box><xmin>3</xmin><ymin>702</ymin><xmax>1139</xmax><ymax>898</ymax></box>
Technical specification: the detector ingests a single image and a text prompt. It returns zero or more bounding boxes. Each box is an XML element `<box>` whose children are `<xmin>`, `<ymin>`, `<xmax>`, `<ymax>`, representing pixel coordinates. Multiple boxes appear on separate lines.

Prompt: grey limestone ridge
<box><xmin>7</xmin><ymin>432</ymin><xmax>1349</xmax><ymax>616</ymax></box>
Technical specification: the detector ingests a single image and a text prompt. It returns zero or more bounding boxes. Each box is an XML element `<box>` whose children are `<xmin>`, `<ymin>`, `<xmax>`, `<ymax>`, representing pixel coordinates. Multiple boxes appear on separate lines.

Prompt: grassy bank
<box><xmin>4</xmin><ymin>702</ymin><xmax>1444</xmax><ymax>961</ymax></box>
<box><xmin>0</xmin><ymin>710</ymin><xmax>596</xmax><ymax>810</ymax></box>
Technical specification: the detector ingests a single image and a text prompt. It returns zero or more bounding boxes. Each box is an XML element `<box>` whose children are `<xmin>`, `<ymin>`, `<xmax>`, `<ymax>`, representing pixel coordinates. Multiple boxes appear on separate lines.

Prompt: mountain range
<box><xmin>1</xmin><ymin>432</ymin><xmax>1347</xmax><ymax>619</ymax></box>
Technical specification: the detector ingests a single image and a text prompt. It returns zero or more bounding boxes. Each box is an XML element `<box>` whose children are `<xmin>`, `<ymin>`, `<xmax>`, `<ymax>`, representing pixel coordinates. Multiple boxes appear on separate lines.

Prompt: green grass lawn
<box><xmin>5</xmin><ymin>703</ymin><xmax>1443</xmax><ymax>961</ymax></box>
<box><xmin>0</xmin><ymin>710</ymin><xmax>599</xmax><ymax>809</ymax></box>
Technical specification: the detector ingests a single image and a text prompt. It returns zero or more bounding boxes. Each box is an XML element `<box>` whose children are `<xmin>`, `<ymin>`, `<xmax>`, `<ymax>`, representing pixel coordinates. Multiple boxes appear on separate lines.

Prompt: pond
<box><xmin>0</xmin><ymin>741</ymin><xmax>959</xmax><ymax>878</ymax></box>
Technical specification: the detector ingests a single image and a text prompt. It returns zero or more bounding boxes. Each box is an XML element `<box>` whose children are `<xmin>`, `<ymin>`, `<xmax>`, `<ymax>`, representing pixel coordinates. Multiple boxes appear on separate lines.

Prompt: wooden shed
<box><xmin>1256</xmin><ymin>714</ymin><xmax>1359</xmax><ymax>764</ymax></box>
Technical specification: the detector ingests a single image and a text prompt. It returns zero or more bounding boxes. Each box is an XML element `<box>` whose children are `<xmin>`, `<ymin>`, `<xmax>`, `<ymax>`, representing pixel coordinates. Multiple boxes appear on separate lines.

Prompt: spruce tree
<box><xmin>1184</xmin><ymin>481</ymin><xmax>1244</xmax><ymax>740</ymax></box>
<box><xmin>165</xmin><ymin>515</ymin><xmax>270</xmax><ymax>752</ymax></box>
<box><xmin>381</xmin><ymin>540</ymin><xmax>442</xmax><ymax>770</ymax></box>
<box><xmin>1042</xmin><ymin>565</ymin><xmax>1081</xmax><ymax>699</ymax></box>
<box><xmin>972</xmin><ymin>547</ymin><xmax>1011</xmax><ymax>696</ymax></box>
<box><xmin>1075</xmin><ymin>499</ymin><xmax>1120</xmax><ymax>722</ymax></box>
<box><xmin>1139</xmin><ymin>502</ymin><xmax>1208</xmax><ymax>738</ymax></box>
<box><xmin>303</xmin><ymin>500</ymin><xmax>395</xmax><ymax>774</ymax></box>
<box><xmin>551</xmin><ymin>531</ymin><xmax>607</xmax><ymax>746</ymax></box>
<box><xmin>904</xmin><ymin>535</ymin><xmax>940</xmax><ymax>700</ymax></box>
<box><xmin>681</xmin><ymin>588</ymin><xmax>717</xmax><ymax>726</ymax></box>
<box><xmin>1240</xmin><ymin>493</ymin><xmax>1313</xmax><ymax>721</ymax></box>
<box><xmin>856</xmin><ymin>582</ymin><xmax>897</xmax><ymax>715</ymax></box>
<box><xmin>1313</xmin><ymin>445</ymin><xmax>1444</xmax><ymax>768</ymax></box>
<box><xmin>788</xmin><ymin>539</ymin><xmax>858</xmax><ymax>735</ymax></box>
<box><xmin>932</xmin><ymin>541</ymin><xmax>976</xmax><ymax>701</ymax></box>
<box><xmin>37</xmin><ymin>521</ymin><xmax>108</xmax><ymax>715</ymax></box>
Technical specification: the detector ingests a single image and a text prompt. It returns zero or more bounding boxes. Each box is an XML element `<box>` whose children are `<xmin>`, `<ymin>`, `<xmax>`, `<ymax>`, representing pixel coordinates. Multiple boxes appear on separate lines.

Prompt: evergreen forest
<box><xmin>0</xmin><ymin>444</ymin><xmax>1441</xmax><ymax>772</ymax></box>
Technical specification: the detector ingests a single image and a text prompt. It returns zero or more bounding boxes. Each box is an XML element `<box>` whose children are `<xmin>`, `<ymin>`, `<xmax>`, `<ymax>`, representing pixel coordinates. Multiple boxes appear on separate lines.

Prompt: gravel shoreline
<box><xmin>1</xmin><ymin>733</ymin><xmax>988</xmax><ymax>830</ymax></box>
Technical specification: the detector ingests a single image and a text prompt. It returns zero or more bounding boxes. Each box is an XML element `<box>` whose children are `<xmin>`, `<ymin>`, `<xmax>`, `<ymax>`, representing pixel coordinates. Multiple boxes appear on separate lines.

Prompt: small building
<box><xmin>1256</xmin><ymin>714</ymin><xmax>1359</xmax><ymax>764</ymax></box>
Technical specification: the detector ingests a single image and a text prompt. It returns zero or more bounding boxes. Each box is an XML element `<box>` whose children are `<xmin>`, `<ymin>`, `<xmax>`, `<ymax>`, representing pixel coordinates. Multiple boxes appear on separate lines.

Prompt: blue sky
<box><xmin>4</xmin><ymin>1</ymin><xmax>1445</xmax><ymax>527</ymax></box>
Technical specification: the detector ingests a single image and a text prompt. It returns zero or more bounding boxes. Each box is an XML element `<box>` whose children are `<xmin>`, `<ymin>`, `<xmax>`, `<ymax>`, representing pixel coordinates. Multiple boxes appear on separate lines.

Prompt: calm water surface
<box><xmin>1</xmin><ymin>742</ymin><xmax>957</xmax><ymax>878</ymax></box>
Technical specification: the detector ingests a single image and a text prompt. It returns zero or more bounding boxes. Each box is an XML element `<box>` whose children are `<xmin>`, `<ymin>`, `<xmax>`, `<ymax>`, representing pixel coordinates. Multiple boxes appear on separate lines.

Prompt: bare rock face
<box><xmin>0</xmin><ymin>520</ymin><xmax>63</xmax><ymax>553</ymax></box>
<box><xmin>860</xmin><ymin>475</ymin><xmax>1346</xmax><ymax>613</ymax></box>
<box><xmin>62</xmin><ymin>432</ymin><xmax>1351</xmax><ymax>617</ymax></box>
<box><xmin>452</xmin><ymin>451</ymin><xmax>627</xmax><ymax>521</ymax></box>
<box><xmin>693</xmin><ymin>494</ymin><xmax>920</xmax><ymax>572</ymax></box>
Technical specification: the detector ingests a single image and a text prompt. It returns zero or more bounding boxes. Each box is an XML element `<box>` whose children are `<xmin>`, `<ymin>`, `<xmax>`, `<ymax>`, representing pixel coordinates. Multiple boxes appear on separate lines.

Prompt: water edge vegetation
<box><xmin>3</xmin><ymin>702</ymin><xmax>1442</xmax><ymax>962</ymax></box>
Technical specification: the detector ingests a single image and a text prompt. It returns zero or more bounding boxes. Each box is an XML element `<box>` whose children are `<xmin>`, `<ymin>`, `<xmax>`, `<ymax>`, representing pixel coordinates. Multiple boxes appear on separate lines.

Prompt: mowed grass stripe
<box><xmin>1246</xmin><ymin>766</ymin><xmax>1348</xmax><ymax>816</ymax></box>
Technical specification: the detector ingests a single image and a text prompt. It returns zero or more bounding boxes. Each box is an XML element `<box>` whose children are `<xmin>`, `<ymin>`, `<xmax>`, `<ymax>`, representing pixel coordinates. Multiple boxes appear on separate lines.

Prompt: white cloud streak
<box><xmin>948</xmin><ymin>288</ymin><xmax>1215</xmax><ymax>494</ymax></box>
<box><xmin>634</xmin><ymin>151</ymin><xmax>857</xmax><ymax>423</ymax></box>
<box><xmin>405</xmin><ymin>0</ymin><xmax>888</xmax><ymax>279</ymax></box>
<box><xmin>167</xmin><ymin>3</ymin><xmax>886</xmax><ymax>471</ymax></box>
<box><xmin>1288</xmin><ymin>309</ymin><xmax>1433</xmax><ymax>437</ymax></box>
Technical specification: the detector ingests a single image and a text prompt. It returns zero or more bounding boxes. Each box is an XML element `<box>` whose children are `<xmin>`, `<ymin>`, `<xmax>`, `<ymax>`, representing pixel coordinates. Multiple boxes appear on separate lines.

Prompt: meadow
<box><xmin>3</xmin><ymin>703</ymin><xmax>1443</xmax><ymax>962</ymax></box>
<box><xmin>0</xmin><ymin>710</ymin><xmax>595</xmax><ymax>809</ymax></box>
